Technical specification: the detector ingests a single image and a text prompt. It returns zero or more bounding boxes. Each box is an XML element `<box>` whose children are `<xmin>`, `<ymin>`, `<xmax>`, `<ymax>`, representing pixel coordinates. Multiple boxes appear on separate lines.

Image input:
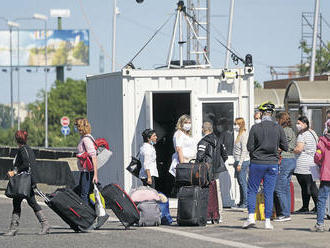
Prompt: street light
<box><xmin>33</xmin><ymin>13</ymin><xmax>49</xmax><ymax>148</ymax></box>
<box><xmin>7</xmin><ymin>20</ymin><xmax>20</xmax><ymax>128</ymax></box>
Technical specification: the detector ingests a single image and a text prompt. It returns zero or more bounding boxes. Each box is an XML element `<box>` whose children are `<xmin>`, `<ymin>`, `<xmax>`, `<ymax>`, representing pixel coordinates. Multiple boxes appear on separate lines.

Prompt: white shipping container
<box><xmin>87</xmin><ymin>68</ymin><xmax>254</xmax><ymax>206</ymax></box>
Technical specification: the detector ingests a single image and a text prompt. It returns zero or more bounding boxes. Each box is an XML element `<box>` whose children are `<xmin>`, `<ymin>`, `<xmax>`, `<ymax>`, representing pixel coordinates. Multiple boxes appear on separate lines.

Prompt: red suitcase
<box><xmin>207</xmin><ymin>180</ymin><xmax>220</xmax><ymax>223</ymax></box>
<box><xmin>290</xmin><ymin>181</ymin><xmax>295</xmax><ymax>213</ymax></box>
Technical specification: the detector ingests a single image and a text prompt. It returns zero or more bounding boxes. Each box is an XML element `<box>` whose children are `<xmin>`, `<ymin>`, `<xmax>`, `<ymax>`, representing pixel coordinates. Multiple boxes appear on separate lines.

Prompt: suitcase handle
<box><xmin>34</xmin><ymin>188</ymin><xmax>50</xmax><ymax>203</ymax></box>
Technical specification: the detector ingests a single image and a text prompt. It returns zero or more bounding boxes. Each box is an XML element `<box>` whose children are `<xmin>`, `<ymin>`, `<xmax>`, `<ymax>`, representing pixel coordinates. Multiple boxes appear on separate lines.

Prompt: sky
<box><xmin>0</xmin><ymin>0</ymin><xmax>329</xmax><ymax>105</ymax></box>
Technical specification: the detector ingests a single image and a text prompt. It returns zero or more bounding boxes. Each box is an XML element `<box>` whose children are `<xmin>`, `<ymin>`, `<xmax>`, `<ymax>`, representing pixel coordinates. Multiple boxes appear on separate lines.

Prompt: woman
<box><xmin>233</xmin><ymin>117</ymin><xmax>249</xmax><ymax>208</ymax></box>
<box><xmin>311</xmin><ymin>119</ymin><xmax>330</xmax><ymax>231</ymax></box>
<box><xmin>169</xmin><ymin>114</ymin><xmax>196</xmax><ymax>177</ymax></box>
<box><xmin>4</xmin><ymin>130</ymin><xmax>50</xmax><ymax>236</ymax></box>
<box><xmin>139</xmin><ymin>129</ymin><xmax>158</xmax><ymax>189</ymax></box>
<box><xmin>294</xmin><ymin>116</ymin><xmax>319</xmax><ymax>213</ymax></box>
<box><xmin>274</xmin><ymin>112</ymin><xmax>296</xmax><ymax>221</ymax></box>
<box><xmin>75</xmin><ymin>118</ymin><xmax>98</xmax><ymax>205</ymax></box>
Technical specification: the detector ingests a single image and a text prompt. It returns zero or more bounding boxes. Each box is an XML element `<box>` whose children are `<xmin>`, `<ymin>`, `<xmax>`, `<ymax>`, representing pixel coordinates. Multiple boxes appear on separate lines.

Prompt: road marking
<box><xmin>146</xmin><ymin>226</ymin><xmax>263</xmax><ymax>248</ymax></box>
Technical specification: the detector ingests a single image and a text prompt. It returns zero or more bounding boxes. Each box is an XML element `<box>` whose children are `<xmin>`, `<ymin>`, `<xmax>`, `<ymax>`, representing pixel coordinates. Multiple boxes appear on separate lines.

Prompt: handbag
<box><xmin>126</xmin><ymin>153</ymin><xmax>141</xmax><ymax>178</ymax></box>
<box><xmin>175</xmin><ymin>159</ymin><xmax>210</xmax><ymax>187</ymax></box>
<box><xmin>85</xmin><ymin>136</ymin><xmax>113</xmax><ymax>169</ymax></box>
<box><xmin>5</xmin><ymin>147</ymin><xmax>32</xmax><ymax>198</ymax></box>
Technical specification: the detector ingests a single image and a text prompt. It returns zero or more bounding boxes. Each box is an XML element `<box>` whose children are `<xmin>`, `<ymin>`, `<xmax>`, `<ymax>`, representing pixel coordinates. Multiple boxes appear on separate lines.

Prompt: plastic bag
<box><xmin>94</xmin><ymin>184</ymin><xmax>106</xmax><ymax>217</ymax></box>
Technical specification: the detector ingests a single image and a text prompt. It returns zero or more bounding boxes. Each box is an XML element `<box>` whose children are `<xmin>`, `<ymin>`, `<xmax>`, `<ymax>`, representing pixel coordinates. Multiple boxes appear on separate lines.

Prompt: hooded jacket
<box><xmin>196</xmin><ymin>133</ymin><xmax>228</xmax><ymax>178</ymax></box>
<box><xmin>314</xmin><ymin>136</ymin><xmax>330</xmax><ymax>181</ymax></box>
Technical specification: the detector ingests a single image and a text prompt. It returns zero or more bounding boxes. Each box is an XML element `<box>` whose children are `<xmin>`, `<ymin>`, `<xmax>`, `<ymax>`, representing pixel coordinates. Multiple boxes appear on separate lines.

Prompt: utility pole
<box><xmin>56</xmin><ymin>17</ymin><xmax>64</xmax><ymax>82</ymax></box>
<box><xmin>309</xmin><ymin>0</ymin><xmax>320</xmax><ymax>82</ymax></box>
<box><xmin>225</xmin><ymin>0</ymin><xmax>235</xmax><ymax>68</ymax></box>
<box><xmin>112</xmin><ymin>0</ymin><xmax>119</xmax><ymax>72</ymax></box>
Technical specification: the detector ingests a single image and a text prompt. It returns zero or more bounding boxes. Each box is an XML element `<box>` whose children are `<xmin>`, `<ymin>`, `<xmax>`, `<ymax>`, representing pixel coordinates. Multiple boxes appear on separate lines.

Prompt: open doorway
<box><xmin>152</xmin><ymin>92</ymin><xmax>190</xmax><ymax>196</ymax></box>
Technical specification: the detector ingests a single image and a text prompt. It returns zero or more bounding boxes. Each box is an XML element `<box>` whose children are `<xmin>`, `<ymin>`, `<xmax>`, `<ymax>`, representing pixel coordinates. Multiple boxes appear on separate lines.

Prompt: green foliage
<box><xmin>72</xmin><ymin>41</ymin><xmax>89</xmax><ymax>64</ymax></box>
<box><xmin>299</xmin><ymin>40</ymin><xmax>330</xmax><ymax>76</ymax></box>
<box><xmin>0</xmin><ymin>104</ymin><xmax>13</xmax><ymax>129</ymax></box>
<box><xmin>254</xmin><ymin>80</ymin><xmax>262</xmax><ymax>88</ymax></box>
<box><xmin>0</xmin><ymin>78</ymin><xmax>87</xmax><ymax>147</ymax></box>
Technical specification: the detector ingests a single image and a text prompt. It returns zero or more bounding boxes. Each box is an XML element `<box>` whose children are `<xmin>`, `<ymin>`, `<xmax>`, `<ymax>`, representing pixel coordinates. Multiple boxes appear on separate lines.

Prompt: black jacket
<box><xmin>14</xmin><ymin>145</ymin><xmax>37</xmax><ymax>185</ymax></box>
<box><xmin>196</xmin><ymin>133</ymin><xmax>228</xmax><ymax>178</ymax></box>
<box><xmin>247</xmin><ymin>120</ymin><xmax>288</xmax><ymax>165</ymax></box>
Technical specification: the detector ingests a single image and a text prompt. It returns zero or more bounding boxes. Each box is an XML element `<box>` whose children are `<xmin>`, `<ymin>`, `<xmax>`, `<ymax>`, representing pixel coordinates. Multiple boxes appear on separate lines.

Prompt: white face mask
<box><xmin>296</xmin><ymin>124</ymin><xmax>303</xmax><ymax>131</ymax></box>
<box><xmin>255</xmin><ymin>119</ymin><xmax>261</xmax><ymax>124</ymax></box>
<box><xmin>183</xmin><ymin>123</ymin><xmax>191</xmax><ymax>131</ymax></box>
<box><xmin>233</xmin><ymin>125</ymin><xmax>240</xmax><ymax>131</ymax></box>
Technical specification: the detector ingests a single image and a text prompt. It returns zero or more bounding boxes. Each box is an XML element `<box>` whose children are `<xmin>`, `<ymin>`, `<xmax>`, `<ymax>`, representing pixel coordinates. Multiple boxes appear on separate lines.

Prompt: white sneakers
<box><xmin>243</xmin><ymin>216</ymin><xmax>274</xmax><ymax>230</ymax></box>
<box><xmin>264</xmin><ymin>219</ymin><xmax>273</xmax><ymax>230</ymax></box>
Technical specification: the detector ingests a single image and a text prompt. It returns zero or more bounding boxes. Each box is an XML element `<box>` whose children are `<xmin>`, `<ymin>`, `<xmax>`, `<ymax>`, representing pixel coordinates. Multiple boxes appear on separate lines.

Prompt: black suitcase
<box><xmin>177</xmin><ymin>186</ymin><xmax>209</xmax><ymax>226</ymax></box>
<box><xmin>36</xmin><ymin>188</ymin><xmax>96</xmax><ymax>232</ymax></box>
<box><xmin>101</xmin><ymin>184</ymin><xmax>140</xmax><ymax>229</ymax></box>
<box><xmin>176</xmin><ymin>161</ymin><xmax>209</xmax><ymax>187</ymax></box>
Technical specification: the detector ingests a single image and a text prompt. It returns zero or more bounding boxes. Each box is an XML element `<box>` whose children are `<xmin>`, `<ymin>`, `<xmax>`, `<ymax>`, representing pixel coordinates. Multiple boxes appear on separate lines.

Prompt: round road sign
<box><xmin>60</xmin><ymin>116</ymin><xmax>70</xmax><ymax>126</ymax></box>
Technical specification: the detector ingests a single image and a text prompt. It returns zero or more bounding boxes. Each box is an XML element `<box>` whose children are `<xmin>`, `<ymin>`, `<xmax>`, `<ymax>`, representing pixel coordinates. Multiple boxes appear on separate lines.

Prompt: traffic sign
<box><xmin>61</xmin><ymin>126</ymin><xmax>70</xmax><ymax>136</ymax></box>
<box><xmin>60</xmin><ymin>116</ymin><xmax>70</xmax><ymax>126</ymax></box>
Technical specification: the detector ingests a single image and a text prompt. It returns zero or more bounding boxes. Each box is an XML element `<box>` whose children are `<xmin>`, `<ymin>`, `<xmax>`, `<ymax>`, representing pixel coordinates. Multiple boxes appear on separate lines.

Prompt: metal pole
<box><xmin>44</xmin><ymin>21</ymin><xmax>48</xmax><ymax>148</ymax></box>
<box><xmin>112</xmin><ymin>0</ymin><xmax>117</xmax><ymax>72</ymax></box>
<box><xmin>186</xmin><ymin>0</ymin><xmax>191</xmax><ymax>61</ymax></box>
<box><xmin>9</xmin><ymin>27</ymin><xmax>14</xmax><ymax>128</ymax></box>
<box><xmin>206</xmin><ymin>0</ymin><xmax>210</xmax><ymax>59</ymax></box>
<box><xmin>167</xmin><ymin>9</ymin><xmax>180</xmax><ymax>68</ymax></box>
<box><xmin>17</xmin><ymin>28</ymin><xmax>20</xmax><ymax>130</ymax></box>
<box><xmin>225</xmin><ymin>0</ymin><xmax>235</xmax><ymax>68</ymax></box>
<box><xmin>179</xmin><ymin>11</ymin><xmax>183</xmax><ymax>67</ymax></box>
<box><xmin>309</xmin><ymin>0</ymin><xmax>320</xmax><ymax>82</ymax></box>
<box><xmin>56</xmin><ymin>17</ymin><xmax>64</xmax><ymax>82</ymax></box>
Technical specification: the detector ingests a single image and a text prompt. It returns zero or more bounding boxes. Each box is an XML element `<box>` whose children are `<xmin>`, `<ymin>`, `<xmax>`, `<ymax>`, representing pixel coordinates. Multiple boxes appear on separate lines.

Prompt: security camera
<box><xmin>136</xmin><ymin>0</ymin><xmax>144</xmax><ymax>3</ymax></box>
<box><xmin>244</xmin><ymin>54</ymin><xmax>254</xmax><ymax>75</ymax></box>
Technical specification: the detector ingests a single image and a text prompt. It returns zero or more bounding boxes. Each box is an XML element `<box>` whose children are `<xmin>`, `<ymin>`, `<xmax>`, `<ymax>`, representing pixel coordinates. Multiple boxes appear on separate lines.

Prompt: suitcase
<box><xmin>36</xmin><ymin>188</ymin><xmax>96</xmax><ymax>232</ymax></box>
<box><xmin>102</xmin><ymin>184</ymin><xmax>140</xmax><ymax>229</ymax></box>
<box><xmin>137</xmin><ymin>200</ymin><xmax>161</xmax><ymax>226</ymax></box>
<box><xmin>254</xmin><ymin>191</ymin><xmax>265</xmax><ymax>221</ymax></box>
<box><xmin>290</xmin><ymin>181</ymin><xmax>295</xmax><ymax>213</ymax></box>
<box><xmin>177</xmin><ymin>186</ymin><xmax>209</xmax><ymax>226</ymax></box>
<box><xmin>207</xmin><ymin>180</ymin><xmax>220</xmax><ymax>223</ymax></box>
<box><xmin>175</xmin><ymin>161</ymin><xmax>209</xmax><ymax>187</ymax></box>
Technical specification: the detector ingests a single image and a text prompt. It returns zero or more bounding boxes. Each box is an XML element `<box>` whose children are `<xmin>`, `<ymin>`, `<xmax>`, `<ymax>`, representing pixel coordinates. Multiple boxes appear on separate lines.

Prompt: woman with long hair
<box><xmin>4</xmin><ymin>130</ymin><xmax>50</xmax><ymax>236</ymax></box>
<box><xmin>169</xmin><ymin>114</ymin><xmax>196</xmax><ymax>177</ymax></box>
<box><xmin>273</xmin><ymin>112</ymin><xmax>296</xmax><ymax>222</ymax></box>
<box><xmin>233</xmin><ymin>117</ymin><xmax>249</xmax><ymax>208</ymax></box>
<box><xmin>294</xmin><ymin>116</ymin><xmax>319</xmax><ymax>213</ymax></box>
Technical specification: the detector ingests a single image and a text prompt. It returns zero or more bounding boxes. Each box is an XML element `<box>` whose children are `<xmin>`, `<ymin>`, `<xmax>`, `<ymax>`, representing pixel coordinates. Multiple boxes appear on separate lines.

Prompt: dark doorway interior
<box><xmin>152</xmin><ymin>92</ymin><xmax>190</xmax><ymax>197</ymax></box>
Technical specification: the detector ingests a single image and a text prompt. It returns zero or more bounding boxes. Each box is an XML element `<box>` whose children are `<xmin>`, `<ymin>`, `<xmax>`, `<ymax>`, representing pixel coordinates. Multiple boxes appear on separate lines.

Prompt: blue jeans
<box><xmin>317</xmin><ymin>182</ymin><xmax>330</xmax><ymax>225</ymax></box>
<box><xmin>274</xmin><ymin>158</ymin><xmax>296</xmax><ymax>217</ymax></box>
<box><xmin>235</xmin><ymin>160</ymin><xmax>249</xmax><ymax>206</ymax></box>
<box><xmin>79</xmin><ymin>171</ymin><xmax>94</xmax><ymax>205</ymax></box>
<box><xmin>247</xmin><ymin>163</ymin><xmax>278</xmax><ymax>218</ymax></box>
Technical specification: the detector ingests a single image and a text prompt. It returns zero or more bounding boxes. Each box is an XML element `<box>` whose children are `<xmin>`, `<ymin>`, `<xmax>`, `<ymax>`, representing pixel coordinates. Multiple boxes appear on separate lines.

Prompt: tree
<box><xmin>0</xmin><ymin>104</ymin><xmax>13</xmax><ymax>129</ymax></box>
<box><xmin>254</xmin><ymin>80</ymin><xmax>262</xmax><ymax>88</ymax></box>
<box><xmin>299</xmin><ymin>40</ymin><xmax>330</xmax><ymax>76</ymax></box>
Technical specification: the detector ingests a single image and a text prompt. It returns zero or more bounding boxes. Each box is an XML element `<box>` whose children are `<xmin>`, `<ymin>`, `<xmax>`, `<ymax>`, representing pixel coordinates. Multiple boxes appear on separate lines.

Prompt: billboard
<box><xmin>0</xmin><ymin>29</ymin><xmax>89</xmax><ymax>66</ymax></box>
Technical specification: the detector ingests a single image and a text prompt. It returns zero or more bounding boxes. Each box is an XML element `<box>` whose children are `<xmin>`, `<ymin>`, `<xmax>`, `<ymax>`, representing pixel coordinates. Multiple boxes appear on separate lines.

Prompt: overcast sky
<box><xmin>0</xmin><ymin>0</ymin><xmax>329</xmax><ymax>104</ymax></box>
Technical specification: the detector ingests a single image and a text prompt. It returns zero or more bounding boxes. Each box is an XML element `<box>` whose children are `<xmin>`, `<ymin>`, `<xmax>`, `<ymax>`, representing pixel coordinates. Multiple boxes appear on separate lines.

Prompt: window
<box><xmin>202</xmin><ymin>102</ymin><xmax>234</xmax><ymax>155</ymax></box>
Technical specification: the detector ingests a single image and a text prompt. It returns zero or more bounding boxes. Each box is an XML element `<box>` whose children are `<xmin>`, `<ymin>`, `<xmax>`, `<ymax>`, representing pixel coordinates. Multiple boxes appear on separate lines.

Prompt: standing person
<box><xmin>196</xmin><ymin>122</ymin><xmax>228</xmax><ymax>223</ymax></box>
<box><xmin>169</xmin><ymin>114</ymin><xmax>196</xmax><ymax>177</ymax></box>
<box><xmin>311</xmin><ymin>120</ymin><xmax>330</xmax><ymax>232</ymax></box>
<box><xmin>243</xmin><ymin>102</ymin><xmax>288</xmax><ymax>230</ymax></box>
<box><xmin>233</xmin><ymin>117</ymin><xmax>249</xmax><ymax>209</ymax></box>
<box><xmin>139</xmin><ymin>129</ymin><xmax>158</xmax><ymax>189</ymax></box>
<box><xmin>4</xmin><ymin>131</ymin><xmax>50</xmax><ymax>236</ymax></box>
<box><xmin>75</xmin><ymin>118</ymin><xmax>98</xmax><ymax>205</ymax></box>
<box><xmin>294</xmin><ymin>116</ymin><xmax>319</xmax><ymax>213</ymax></box>
<box><xmin>273</xmin><ymin>112</ymin><xmax>297</xmax><ymax>221</ymax></box>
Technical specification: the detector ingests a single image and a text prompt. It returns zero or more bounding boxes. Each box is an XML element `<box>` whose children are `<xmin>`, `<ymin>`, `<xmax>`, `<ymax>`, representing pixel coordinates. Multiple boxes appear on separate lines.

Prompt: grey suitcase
<box><xmin>137</xmin><ymin>200</ymin><xmax>161</xmax><ymax>226</ymax></box>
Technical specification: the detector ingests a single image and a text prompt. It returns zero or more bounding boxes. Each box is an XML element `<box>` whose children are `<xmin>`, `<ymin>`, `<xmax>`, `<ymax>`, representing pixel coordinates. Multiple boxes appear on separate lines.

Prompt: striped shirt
<box><xmin>294</xmin><ymin>129</ymin><xmax>318</xmax><ymax>174</ymax></box>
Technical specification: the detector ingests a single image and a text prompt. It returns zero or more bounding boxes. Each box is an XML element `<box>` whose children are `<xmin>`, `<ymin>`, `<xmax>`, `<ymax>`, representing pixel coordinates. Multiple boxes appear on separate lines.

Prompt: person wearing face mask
<box><xmin>169</xmin><ymin>115</ymin><xmax>196</xmax><ymax>177</ymax></box>
<box><xmin>139</xmin><ymin>129</ymin><xmax>158</xmax><ymax>189</ymax></box>
<box><xmin>254</xmin><ymin>111</ymin><xmax>262</xmax><ymax>124</ymax></box>
<box><xmin>311</xmin><ymin>119</ymin><xmax>330</xmax><ymax>232</ymax></box>
<box><xmin>293</xmin><ymin>116</ymin><xmax>319</xmax><ymax>214</ymax></box>
<box><xmin>233</xmin><ymin>117</ymin><xmax>249</xmax><ymax>209</ymax></box>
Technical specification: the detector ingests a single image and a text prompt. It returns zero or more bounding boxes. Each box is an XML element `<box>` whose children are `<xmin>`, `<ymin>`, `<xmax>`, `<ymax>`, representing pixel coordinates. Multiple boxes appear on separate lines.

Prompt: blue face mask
<box><xmin>150</xmin><ymin>141</ymin><xmax>156</xmax><ymax>145</ymax></box>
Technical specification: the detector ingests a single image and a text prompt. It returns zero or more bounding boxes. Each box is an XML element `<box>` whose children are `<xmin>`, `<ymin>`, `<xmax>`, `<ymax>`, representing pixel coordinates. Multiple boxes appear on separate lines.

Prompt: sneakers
<box><xmin>273</xmin><ymin>216</ymin><xmax>291</xmax><ymax>222</ymax></box>
<box><xmin>265</xmin><ymin>222</ymin><xmax>273</xmax><ymax>230</ymax></box>
<box><xmin>242</xmin><ymin>219</ymin><xmax>256</xmax><ymax>229</ymax></box>
<box><xmin>94</xmin><ymin>213</ymin><xmax>110</xmax><ymax>229</ymax></box>
<box><xmin>310</xmin><ymin>223</ymin><xmax>325</xmax><ymax>232</ymax></box>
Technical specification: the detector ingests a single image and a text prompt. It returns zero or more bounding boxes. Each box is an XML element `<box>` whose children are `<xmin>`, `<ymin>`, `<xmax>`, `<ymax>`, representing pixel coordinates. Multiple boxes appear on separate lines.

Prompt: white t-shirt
<box><xmin>294</xmin><ymin>129</ymin><xmax>318</xmax><ymax>175</ymax></box>
<box><xmin>139</xmin><ymin>142</ymin><xmax>158</xmax><ymax>179</ymax></box>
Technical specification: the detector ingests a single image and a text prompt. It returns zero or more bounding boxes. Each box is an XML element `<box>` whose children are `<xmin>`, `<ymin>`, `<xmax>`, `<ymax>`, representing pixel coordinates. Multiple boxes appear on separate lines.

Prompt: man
<box><xmin>243</xmin><ymin>102</ymin><xmax>288</xmax><ymax>230</ymax></box>
<box><xmin>196</xmin><ymin>122</ymin><xmax>228</xmax><ymax>223</ymax></box>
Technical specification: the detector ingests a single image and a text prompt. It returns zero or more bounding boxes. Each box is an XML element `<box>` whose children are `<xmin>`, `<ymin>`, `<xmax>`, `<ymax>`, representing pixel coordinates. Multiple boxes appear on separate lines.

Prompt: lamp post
<box><xmin>112</xmin><ymin>0</ymin><xmax>120</xmax><ymax>72</ymax></box>
<box><xmin>7</xmin><ymin>21</ymin><xmax>20</xmax><ymax>128</ymax></box>
<box><xmin>33</xmin><ymin>13</ymin><xmax>48</xmax><ymax>148</ymax></box>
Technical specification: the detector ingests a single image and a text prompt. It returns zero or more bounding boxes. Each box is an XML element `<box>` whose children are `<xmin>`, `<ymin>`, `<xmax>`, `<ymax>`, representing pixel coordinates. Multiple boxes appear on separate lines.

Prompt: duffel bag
<box><xmin>175</xmin><ymin>160</ymin><xmax>209</xmax><ymax>187</ymax></box>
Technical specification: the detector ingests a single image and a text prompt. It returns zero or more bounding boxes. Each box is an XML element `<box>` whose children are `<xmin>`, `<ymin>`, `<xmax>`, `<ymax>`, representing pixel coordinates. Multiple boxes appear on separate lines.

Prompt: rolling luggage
<box><xmin>137</xmin><ymin>200</ymin><xmax>161</xmax><ymax>226</ymax></box>
<box><xmin>175</xmin><ymin>161</ymin><xmax>209</xmax><ymax>187</ymax></box>
<box><xmin>177</xmin><ymin>186</ymin><xmax>209</xmax><ymax>226</ymax></box>
<box><xmin>101</xmin><ymin>184</ymin><xmax>140</xmax><ymax>229</ymax></box>
<box><xmin>207</xmin><ymin>180</ymin><xmax>220</xmax><ymax>223</ymax></box>
<box><xmin>290</xmin><ymin>181</ymin><xmax>295</xmax><ymax>213</ymax></box>
<box><xmin>36</xmin><ymin>188</ymin><xmax>96</xmax><ymax>232</ymax></box>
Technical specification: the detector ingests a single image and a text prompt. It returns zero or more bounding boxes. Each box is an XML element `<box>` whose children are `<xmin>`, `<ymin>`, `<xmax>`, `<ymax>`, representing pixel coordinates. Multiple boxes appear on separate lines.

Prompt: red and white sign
<box><xmin>60</xmin><ymin>116</ymin><xmax>70</xmax><ymax>126</ymax></box>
